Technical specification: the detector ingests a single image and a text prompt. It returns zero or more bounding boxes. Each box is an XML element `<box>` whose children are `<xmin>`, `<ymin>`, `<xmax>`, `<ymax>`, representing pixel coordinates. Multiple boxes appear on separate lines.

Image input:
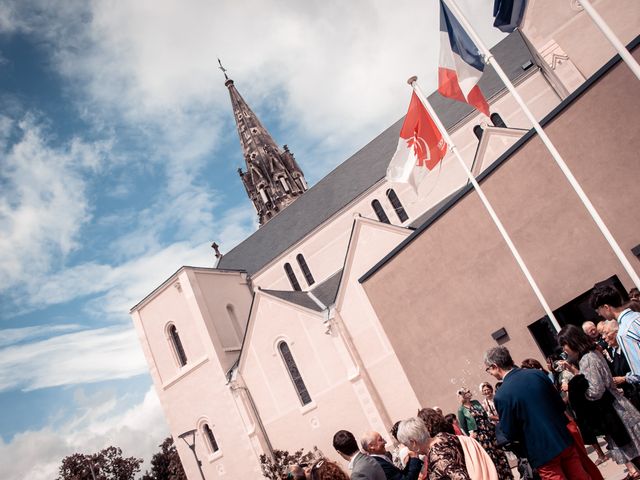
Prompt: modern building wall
<box><xmin>361</xmin><ymin>49</ymin><xmax>640</xmax><ymax>417</ymax></box>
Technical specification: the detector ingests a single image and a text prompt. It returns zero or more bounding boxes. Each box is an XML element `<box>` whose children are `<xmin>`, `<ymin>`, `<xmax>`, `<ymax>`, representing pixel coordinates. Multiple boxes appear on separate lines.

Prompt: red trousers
<box><xmin>537</xmin><ymin>444</ymin><xmax>591</xmax><ymax>480</ymax></box>
<box><xmin>566</xmin><ymin>419</ymin><xmax>603</xmax><ymax>480</ymax></box>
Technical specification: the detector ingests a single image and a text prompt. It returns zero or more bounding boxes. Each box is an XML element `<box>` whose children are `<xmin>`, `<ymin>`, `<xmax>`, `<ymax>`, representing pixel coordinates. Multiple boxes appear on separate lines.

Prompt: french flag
<box><xmin>438</xmin><ymin>0</ymin><xmax>490</xmax><ymax>116</ymax></box>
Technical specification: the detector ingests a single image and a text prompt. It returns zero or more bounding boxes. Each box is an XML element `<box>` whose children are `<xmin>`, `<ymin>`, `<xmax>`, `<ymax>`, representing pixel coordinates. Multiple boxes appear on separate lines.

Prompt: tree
<box><xmin>56</xmin><ymin>446</ymin><xmax>142</xmax><ymax>480</ymax></box>
<box><xmin>141</xmin><ymin>436</ymin><xmax>187</xmax><ymax>480</ymax></box>
<box><xmin>259</xmin><ymin>447</ymin><xmax>322</xmax><ymax>480</ymax></box>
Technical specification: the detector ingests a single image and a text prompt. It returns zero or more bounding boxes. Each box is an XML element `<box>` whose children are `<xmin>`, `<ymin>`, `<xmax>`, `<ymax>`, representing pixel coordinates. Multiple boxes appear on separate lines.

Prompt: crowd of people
<box><xmin>284</xmin><ymin>284</ymin><xmax>640</xmax><ymax>480</ymax></box>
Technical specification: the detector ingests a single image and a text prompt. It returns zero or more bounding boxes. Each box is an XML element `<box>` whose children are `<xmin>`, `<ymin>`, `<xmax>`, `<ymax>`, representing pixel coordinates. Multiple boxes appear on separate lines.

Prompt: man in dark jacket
<box><xmin>333</xmin><ymin>430</ymin><xmax>386</xmax><ymax>480</ymax></box>
<box><xmin>361</xmin><ymin>431</ymin><xmax>422</xmax><ymax>480</ymax></box>
<box><xmin>484</xmin><ymin>346</ymin><xmax>590</xmax><ymax>480</ymax></box>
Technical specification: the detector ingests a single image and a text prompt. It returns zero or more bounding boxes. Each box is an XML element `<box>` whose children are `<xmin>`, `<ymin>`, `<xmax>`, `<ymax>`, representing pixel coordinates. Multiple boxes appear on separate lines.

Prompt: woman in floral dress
<box><xmin>397</xmin><ymin>417</ymin><xmax>470</xmax><ymax>480</ymax></box>
<box><xmin>456</xmin><ymin>388</ymin><xmax>513</xmax><ymax>479</ymax></box>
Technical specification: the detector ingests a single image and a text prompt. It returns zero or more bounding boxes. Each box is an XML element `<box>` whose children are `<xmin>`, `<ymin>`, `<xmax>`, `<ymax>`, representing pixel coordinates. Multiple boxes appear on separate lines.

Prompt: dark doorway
<box><xmin>527</xmin><ymin>275</ymin><xmax>628</xmax><ymax>357</ymax></box>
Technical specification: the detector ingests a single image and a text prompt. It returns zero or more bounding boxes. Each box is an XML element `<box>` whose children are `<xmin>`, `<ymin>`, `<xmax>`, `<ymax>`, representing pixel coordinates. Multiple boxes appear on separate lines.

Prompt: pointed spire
<box><xmin>222</xmin><ymin>68</ymin><xmax>307</xmax><ymax>226</ymax></box>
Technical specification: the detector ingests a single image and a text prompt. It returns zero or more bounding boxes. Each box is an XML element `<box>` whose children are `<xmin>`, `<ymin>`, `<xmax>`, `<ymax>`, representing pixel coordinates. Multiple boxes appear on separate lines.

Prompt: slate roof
<box><xmin>217</xmin><ymin>32</ymin><xmax>536</xmax><ymax>275</ymax></box>
<box><xmin>259</xmin><ymin>269</ymin><xmax>344</xmax><ymax>312</ymax></box>
<box><xmin>260</xmin><ymin>289</ymin><xmax>323</xmax><ymax>312</ymax></box>
<box><xmin>310</xmin><ymin>269</ymin><xmax>343</xmax><ymax>307</ymax></box>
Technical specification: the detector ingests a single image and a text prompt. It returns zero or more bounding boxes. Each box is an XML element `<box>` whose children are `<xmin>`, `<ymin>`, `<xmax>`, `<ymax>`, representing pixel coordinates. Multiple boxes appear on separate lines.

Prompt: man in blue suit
<box><xmin>484</xmin><ymin>346</ymin><xmax>590</xmax><ymax>479</ymax></box>
<box><xmin>360</xmin><ymin>431</ymin><xmax>422</xmax><ymax>480</ymax></box>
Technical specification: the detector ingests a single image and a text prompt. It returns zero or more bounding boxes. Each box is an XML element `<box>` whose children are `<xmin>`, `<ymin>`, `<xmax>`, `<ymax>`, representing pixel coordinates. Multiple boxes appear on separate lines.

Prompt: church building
<box><xmin>130</xmin><ymin>2</ymin><xmax>640</xmax><ymax>477</ymax></box>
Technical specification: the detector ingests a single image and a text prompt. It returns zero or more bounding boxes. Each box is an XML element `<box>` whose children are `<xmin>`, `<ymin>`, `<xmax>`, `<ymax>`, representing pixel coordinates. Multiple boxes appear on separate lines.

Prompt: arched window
<box><xmin>203</xmin><ymin>423</ymin><xmax>219</xmax><ymax>453</ymax></box>
<box><xmin>168</xmin><ymin>324</ymin><xmax>187</xmax><ymax>367</ymax></box>
<box><xmin>284</xmin><ymin>263</ymin><xmax>301</xmax><ymax>291</ymax></box>
<box><xmin>296</xmin><ymin>254</ymin><xmax>315</xmax><ymax>286</ymax></box>
<box><xmin>490</xmin><ymin>113</ymin><xmax>506</xmax><ymax>128</ymax></box>
<box><xmin>278</xmin><ymin>341</ymin><xmax>312</xmax><ymax>405</ymax></box>
<box><xmin>473</xmin><ymin>125</ymin><xmax>484</xmax><ymax>140</ymax></box>
<box><xmin>371</xmin><ymin>199</ymin><xmax>390</xmax><ymax>224</ymax></box>
<box><xmin>386</xmin><ymin>189</ymin><xmax>409</xmax><ymax>223</ymax></box>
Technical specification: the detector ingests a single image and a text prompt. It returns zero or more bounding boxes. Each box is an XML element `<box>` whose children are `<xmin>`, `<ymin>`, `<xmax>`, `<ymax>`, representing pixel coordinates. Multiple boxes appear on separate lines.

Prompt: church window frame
<box><xmin>284</xmin><ymin>263</ymin><xmax>302</xmax><ymax>291</ymax></box>
<box><xmin>196</xmin><ymin>417</ymin><xmax>222</xmax><ymax>460</ymax></box>
<box><xmin>165</xmin><ymin>322</ymin><xmax>188</xmax><ymax>368</ymax></box>
<box><xmin>296</xmin><ymin>254</ymin><xmax>315</xmax><ymax>286</ymax></box>
<box><xmin>371</xmin><ymin>199</ymin><xmax>390</xmax><ymax>224</ymax></box>
<box><xmin>277</xmin><ymin>340</ymin><xmax>312</xmax><ymax>406</ymax></box>
<box><xmin>202</xmin><ymin>423</ymin><xmax>220</xmax><ymax>454</ymax></box>
<box><xmin>279</xmin><ymin>176</ymin><xmax>291</xmax><ymax>192</ymax></box>
<box><xmin>385</xmin><ymin>189</ymin><xmax>409</xmax><ymax>223</ymax></box>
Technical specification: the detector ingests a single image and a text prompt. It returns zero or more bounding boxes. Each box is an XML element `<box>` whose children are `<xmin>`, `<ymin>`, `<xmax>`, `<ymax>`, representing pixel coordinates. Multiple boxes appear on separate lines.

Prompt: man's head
<box><xmin>333</xmin><ymin>430</ymin><xmax>359</xmax><ymax>460</ymax></box>
<box><xmin>630</xmin><ymin>288</ymin><xmax>640</xmax><ymax>301</ymax></box>
<box><xmin>484</xmin><ymin>346</ymin><xmax>515</xmax><ymax>380</ymax></box>
<box><xmin>603</xmin><ymin>320</ymin><xmax>619</xmax><ymax>348</ymax></box>
<box><xmin>597</xmin><ymin>320</ymin><xmax>607</xmax><ymax>335</ymax></box>
<box><xmin>582</xmin><ymin>321</ymin><xmax>598</xmax><ymax>339</ymax></box>
<box><xmin>360</xmin><ymin>431</ymin><xmax>386</xmax><ymax>455</ymax></box>
<box><xmin>590</xmin><ymin>285</ymin><xmax>624</xmax><ymax>320</ymax></box>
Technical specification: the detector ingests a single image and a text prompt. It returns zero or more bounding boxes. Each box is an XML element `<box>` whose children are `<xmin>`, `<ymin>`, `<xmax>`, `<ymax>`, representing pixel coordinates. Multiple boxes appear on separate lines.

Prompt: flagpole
<box><xmin>443</xmin><ymin>0</ymin><xmax>640</xmax><ymax>292</ymax></box>
<box><xmin>578</xmin><ymin>0</ymin><xmax>640</xmax><ymax>81</ymax></box>
<box><xmin>408</xmin><ymin>77</ymin><xmax>561</xmax><ymax>332</ymax></box>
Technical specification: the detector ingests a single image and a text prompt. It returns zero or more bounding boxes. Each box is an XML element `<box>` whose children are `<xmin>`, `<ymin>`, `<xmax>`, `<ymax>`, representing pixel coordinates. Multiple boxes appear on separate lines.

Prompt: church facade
<box><xmin>130</xmin><ymin>2</ymin><xmax>640</xmax><ymax>478</ymax></box>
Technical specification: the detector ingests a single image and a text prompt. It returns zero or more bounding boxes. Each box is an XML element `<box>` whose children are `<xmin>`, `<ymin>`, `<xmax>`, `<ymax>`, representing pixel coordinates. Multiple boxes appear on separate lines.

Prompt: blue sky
<box><xmin>0</xmin><ymin>1</ymin><xmax>504</xmax><ymax>478</ymax></box>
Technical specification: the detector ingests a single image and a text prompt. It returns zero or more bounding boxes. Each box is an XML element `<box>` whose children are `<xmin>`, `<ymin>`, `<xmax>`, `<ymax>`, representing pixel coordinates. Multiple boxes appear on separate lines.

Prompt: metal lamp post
<box><xmin>178</xmin><ymin>429</ymin><xmax>206</xmax><ymax>480</ymax></box>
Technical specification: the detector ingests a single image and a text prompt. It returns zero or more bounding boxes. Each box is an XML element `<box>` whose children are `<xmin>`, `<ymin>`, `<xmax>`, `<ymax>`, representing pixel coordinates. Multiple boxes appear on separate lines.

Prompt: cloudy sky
<box><xmin>0</xmin><ymin>1</ymin><xmax>505</xmax><ymax>478</ymax></box>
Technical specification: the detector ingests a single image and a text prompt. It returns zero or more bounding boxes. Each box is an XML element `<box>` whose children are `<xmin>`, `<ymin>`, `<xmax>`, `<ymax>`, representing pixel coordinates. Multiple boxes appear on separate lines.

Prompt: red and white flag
<box><xmin>439</xmin><ymin>0</ymin><xmax>490</xmax><ymax>116</ymax></box>
<box><xmin>386</xmin><ymin>92</ymin><xmax>448</xmax><ymax>191</ymax></box>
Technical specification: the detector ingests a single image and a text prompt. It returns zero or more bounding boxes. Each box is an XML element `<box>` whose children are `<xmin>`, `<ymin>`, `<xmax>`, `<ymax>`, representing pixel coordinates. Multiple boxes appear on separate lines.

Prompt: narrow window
<box><xmin>203</xmin><ymin>423</ymin><xmax>219</xmax><ymax>453</ymax></box>
<box><xmin>490</xmin><ymin>113</ymin><xmax>506</xmax><ymax>128</ymax></box>
<box><xmin>473</xmin><ymin>125</ymin><xmax>484</xmax><ymax>140</ymax></box>
<box><xmin>278</xmin><ymin>342</ymin><xmax>312</xmax><ymax>405</ymax></box>
<box><xmin>371</xmin><ymin>199</ymin><xmax>390</xmax><ymax>224</ymax></box>
<box><xmin>279</xmin><ymin>177</ymin><xmax>290</xmax><ymax>192</ymax></box>
<box><xmin>169</xmin><ymin>325</ymin><xmax>187</xmax><ymax>367</ymax></box>
<box><xmin>296</xmin><ymin>254</ymin><xmax>315</xmax><ymax>286</ymax></box>
<box><xmin>386</xmin><ymin>189</ymin><xmax>409</xmax><ymax>223</ymax></box>
<box><xmin>284</xmin><ymin>263</ymin><xmax>302</xmax><ymax>291</ymax></box>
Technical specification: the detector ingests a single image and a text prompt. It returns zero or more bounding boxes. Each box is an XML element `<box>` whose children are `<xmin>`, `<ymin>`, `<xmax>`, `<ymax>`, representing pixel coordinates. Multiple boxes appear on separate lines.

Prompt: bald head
<box><xmin>582</xmin><ymin>321</ymin><xmax>598</xmax><ymax>339</ymax></box>
<box><xmin>603</xmin><ymin>320</ymin><xmax>619</xmax><ymax>347</ymax></box>
<box><xmin>360</xmin><ymin>431</ymin><xmax>387</xmax><ymax>455</ymax></box>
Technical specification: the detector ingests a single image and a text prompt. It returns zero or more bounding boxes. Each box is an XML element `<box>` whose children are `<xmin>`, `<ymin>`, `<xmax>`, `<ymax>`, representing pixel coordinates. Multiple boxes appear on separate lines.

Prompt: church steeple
<box><xmin>219</xmin><ymin>60</ymin><xmax>307</xmax><ymax>226</ymax></box>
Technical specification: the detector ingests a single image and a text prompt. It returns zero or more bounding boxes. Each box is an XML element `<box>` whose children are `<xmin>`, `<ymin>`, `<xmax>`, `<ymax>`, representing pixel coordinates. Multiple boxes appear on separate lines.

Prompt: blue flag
<box><xmin>493</xmin><ymin>0</ymin><xmax>527</xmax><ymax>33</ymax></box>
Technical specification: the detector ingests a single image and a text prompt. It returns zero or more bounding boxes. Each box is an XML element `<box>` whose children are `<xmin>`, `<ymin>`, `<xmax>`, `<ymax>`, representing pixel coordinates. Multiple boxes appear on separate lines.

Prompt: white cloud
<box><xmin>0</xmin><ymin>116</ymin><xmax>111</xmax><ymax>292</ymax></box>
<box><xmin>0</xmin><ymin>326</ymin><xmax>147</xmax><ymax>392</ymax></box>
<box><xmin>0</xmin><ymin>386</ymin><xmax>169</xmax><ymax>480</ymax></box>
<box><xmin>0</xmin><ymin>323</ymin><xmax>82</xmax><ymax>348</ymax></box>
<box><xmin>10</xmin><ymin>203</ymin><xmax>256</xmax><ymax>316</ymax></box>
<box><xmin>3</xmin><ymin>0</ymin><xmax>505</xmax><ymax>178</ymax></box>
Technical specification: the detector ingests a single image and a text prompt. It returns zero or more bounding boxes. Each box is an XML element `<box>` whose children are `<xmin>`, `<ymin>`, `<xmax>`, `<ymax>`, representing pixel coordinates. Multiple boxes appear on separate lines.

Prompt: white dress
<box><xmin>580</xmin><ymin>350</ymin><xmax>640</xmax><ymax>463</ymax></box>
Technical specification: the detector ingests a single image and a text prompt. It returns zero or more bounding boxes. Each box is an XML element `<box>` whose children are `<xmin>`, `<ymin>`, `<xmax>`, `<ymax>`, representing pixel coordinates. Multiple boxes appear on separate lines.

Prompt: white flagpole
<box><xmin>443</xmin><ymin>0</ymin><xmax>640</xmax><ymax>291</ymax></box>
<box><xmin>578</xmin><ymin>0</ymin><xmax>640</xmax><ymax>81</ymax></box>
<box><xmin>408</xmin><ymin>77</ymin><xmax>561</xmax><ymax>332</ymax></box>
